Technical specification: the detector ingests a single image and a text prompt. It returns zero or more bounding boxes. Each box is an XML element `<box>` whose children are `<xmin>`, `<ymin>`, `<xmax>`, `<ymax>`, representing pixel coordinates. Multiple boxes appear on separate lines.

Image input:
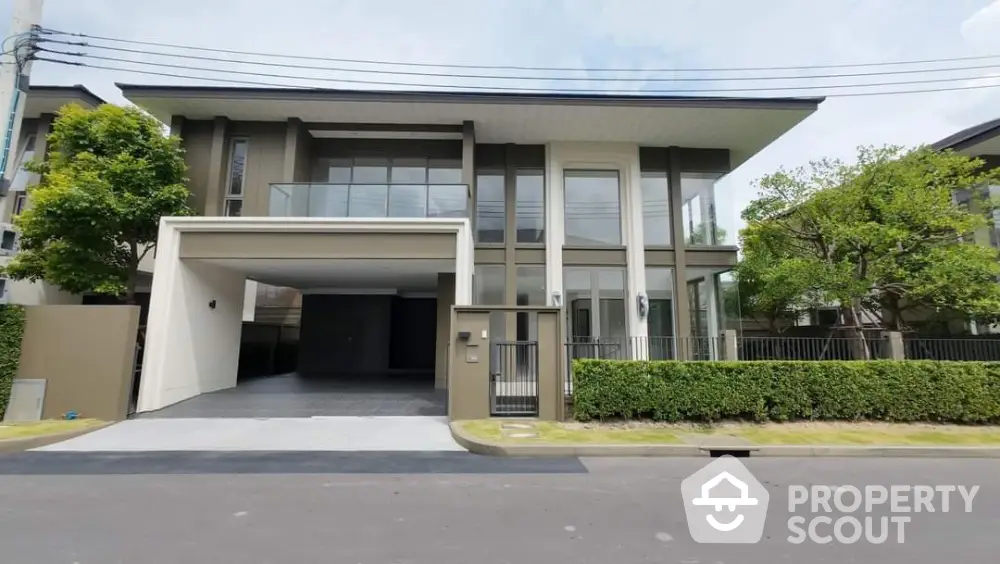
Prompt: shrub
<box><xmin>0</xmin><ymin>305</ymin><xmax>27</xmax><ymax>418</ymax></box>
<box><xmin>571</xmin><ymin>359</ymin><xmax>1000</xmax><ymax>424</ymax></box>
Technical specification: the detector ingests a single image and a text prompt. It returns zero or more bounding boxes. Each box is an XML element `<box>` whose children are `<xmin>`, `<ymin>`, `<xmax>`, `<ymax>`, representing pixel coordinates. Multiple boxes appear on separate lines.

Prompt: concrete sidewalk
<box><xmin>35</xmin><ymin>416</ymin><xmax>465</xmax><ymax>452</ymax></box>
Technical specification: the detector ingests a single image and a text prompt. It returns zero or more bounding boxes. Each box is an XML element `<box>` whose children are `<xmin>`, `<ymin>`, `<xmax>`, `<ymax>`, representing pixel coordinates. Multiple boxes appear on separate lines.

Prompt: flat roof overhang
<box><xmin>24</xmin><ymin>85</ymin><xmax>106</xmax><ymax>118</ymax></box>
<box><xmin>159</xmin><ymin>217</ymin><xmax>474</xmax><ymax>292</ymax></box>
<box><xmin>118</xmin><ymin>85</ymin><xmax>823</xmax><ymax>167</ymax></box>
<box><xmin>932</xmin><ymin>116</ymin><xmax>1000</xmax><ymax>157</ymax></box>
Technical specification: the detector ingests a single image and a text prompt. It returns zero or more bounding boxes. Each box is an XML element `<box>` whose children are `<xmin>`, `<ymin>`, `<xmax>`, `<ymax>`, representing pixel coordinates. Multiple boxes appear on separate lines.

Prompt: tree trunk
<box><xmin>840</xmin><ymin>303</ymin><xmax>871</xmax><ymax>360</ymax></box>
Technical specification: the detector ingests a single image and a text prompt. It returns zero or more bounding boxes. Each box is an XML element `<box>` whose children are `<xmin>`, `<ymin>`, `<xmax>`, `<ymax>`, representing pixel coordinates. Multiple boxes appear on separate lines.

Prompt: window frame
<box><xmin>224</xmin><ymin>137</ymin><xmax>250</xmax><ymax>217</ymax></box>
<box><xmin>514</xmin><ymin>168</ymin><xmax>546</xmax><ymax>245</ymax></box>
<box><xmin>562</xmin><ymin>168</ymin><xmax>625</xmax><ymax>247</ymax></box>
<box><xmin>12</xmin><ymin>192</ymin><xmax>29</xmax><ymax>216</ymax></box>
<box><xmin>474</xmin><ymin>169</ymin><xmax>507</xmax><ymax>244</ymax></box>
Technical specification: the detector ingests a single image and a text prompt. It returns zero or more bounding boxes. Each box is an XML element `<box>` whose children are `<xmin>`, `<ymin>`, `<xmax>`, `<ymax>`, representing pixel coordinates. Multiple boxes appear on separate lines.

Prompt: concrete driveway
<box><xmin>34</xmin><ymin>416</ymin><xmax>464</xmax><ymax>452</ymax></box>
<box><xmin>140</xmin><ymin>373</ymin><xmax>448</xmax><ymax>418</ymax></box>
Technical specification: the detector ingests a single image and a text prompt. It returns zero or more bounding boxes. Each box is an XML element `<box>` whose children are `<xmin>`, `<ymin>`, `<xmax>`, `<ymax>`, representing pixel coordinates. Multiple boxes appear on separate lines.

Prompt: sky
<box><xmin>5</xmin><ymin>0</ymin><xmax>1000</xmax><ymax>233</ymax></box>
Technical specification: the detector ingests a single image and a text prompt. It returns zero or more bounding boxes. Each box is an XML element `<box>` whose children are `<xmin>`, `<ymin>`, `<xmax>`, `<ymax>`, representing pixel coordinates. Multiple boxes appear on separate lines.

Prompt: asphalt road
<box><xmin>0</xmin><ymin>455</ymin><xmax>996</xmax><ymax>563</ymax></box>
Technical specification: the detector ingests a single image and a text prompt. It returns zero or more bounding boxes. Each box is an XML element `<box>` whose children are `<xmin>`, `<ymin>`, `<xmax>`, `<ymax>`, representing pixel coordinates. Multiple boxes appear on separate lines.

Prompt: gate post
<box><xmin>537</xmin><ymin>310</ymin><xmax>564</xmax><ymax>421</ymax></box>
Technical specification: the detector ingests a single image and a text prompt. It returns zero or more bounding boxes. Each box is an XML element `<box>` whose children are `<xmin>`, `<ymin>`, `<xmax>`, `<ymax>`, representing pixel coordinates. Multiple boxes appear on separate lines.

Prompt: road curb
<box><xmin>450</xmin><ymin>423</ymin><xmax>705</xmax><ymax>457</ymax></box>
<box><xmin>451</xmin><ymin>423</ymin><xmax>1000</xmax><ymax>458</ymax></box>
<box><xmin>752</xmin><ymin>445</ymin><xmax>1000</xmax><ymax>458</ymax></box>
<box><xmin>0</xmin><ymin>422</ymin><xmax>114</xmax><ymax>454</ymax></box>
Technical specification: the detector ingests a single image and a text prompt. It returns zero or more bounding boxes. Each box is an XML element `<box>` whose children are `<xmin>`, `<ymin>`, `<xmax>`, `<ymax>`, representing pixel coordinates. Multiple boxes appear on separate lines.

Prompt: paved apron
<box><xmin>34</xmin><ymin>416</ymin><xmax>465</xmax><ymax>452</ymax></box>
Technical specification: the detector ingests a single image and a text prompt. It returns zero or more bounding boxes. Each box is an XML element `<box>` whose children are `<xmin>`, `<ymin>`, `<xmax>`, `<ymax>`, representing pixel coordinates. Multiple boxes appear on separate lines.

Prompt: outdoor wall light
<box><xmin>637</xmin><ymin>293</ymin><xmax>649</xmax><ymax>320</ymax></box>
<box><xmin>551</xmin><ymin>291</ymin><xmax>563</xmax><ymax>307</ymax></box>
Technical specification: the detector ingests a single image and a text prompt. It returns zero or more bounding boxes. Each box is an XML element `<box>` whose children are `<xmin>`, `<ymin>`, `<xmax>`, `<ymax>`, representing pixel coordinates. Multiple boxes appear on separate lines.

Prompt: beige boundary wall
<box><xmin>16</xmin><ymin>305</ymin><xmax>140</xmax><ymax>421</ymax></box>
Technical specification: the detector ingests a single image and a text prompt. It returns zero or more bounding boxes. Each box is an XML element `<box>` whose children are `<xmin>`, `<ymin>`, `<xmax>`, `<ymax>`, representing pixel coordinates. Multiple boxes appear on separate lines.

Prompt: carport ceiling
<box><xmin>196</xmin><ymin>258</ymin><xmax>454</xmax><ymax>290</ymax></box>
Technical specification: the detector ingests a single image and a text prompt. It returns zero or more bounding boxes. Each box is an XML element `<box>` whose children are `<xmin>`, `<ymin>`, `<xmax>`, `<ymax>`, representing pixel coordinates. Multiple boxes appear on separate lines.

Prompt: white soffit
<box><xmin>123</xmin><ymin>90</ymin><xmax>821</xmax><ymax>167</ymax></box>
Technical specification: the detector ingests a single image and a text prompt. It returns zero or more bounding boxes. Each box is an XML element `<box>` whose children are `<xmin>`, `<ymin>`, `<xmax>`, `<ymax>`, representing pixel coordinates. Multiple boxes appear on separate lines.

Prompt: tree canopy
<box><xmin>2</xmin><ymin>103</ymin><xmax>192</xmax><ymax>302</ymax></box>
<box><xmin>737</xmin><ymin>145</ymin><xmax>1000</xmax><ymax>341</ymax></box>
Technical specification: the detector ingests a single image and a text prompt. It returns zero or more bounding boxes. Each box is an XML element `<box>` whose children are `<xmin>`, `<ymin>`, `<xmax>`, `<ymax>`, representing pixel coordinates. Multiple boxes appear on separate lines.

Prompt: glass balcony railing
<box><xmin>269</xmin><ymin>183</ymin><xmax>469</xmax><ymax>219</ymax></box>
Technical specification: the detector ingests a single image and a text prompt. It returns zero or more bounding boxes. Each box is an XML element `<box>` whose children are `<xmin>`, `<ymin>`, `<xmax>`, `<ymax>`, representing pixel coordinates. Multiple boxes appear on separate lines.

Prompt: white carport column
<box><xmin>137</xmin><ymin>219</ymin><xmax>247</xmax><ymax>413</ymax></box>
<box><xmin>544</xmin><ymin>143</ymin><xmax>564</xmax><ymax>308</ymax></box>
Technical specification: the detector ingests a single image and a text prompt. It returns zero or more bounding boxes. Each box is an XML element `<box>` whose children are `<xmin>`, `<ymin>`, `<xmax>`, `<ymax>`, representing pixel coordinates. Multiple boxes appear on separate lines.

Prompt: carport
<box><xmin>136</xmin><ymin>217</ymin><xmax>473</xmax><ymax>415</ymax></box>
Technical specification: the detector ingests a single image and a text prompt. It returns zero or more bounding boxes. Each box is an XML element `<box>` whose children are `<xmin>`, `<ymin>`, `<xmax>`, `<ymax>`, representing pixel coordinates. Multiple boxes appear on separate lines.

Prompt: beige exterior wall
<box><xmin>16</xmin><ymin>305</ymin><xmax>140</xmax><ymax>421</ymax></box>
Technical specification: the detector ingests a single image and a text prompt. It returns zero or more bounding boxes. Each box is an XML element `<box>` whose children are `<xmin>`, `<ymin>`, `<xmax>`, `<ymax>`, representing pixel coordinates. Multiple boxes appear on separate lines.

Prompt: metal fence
<box><xmin>903</xmin><ymin>337</ymin><xmax>1000</xmax><ymax>361</ymax></box>
<box><xmin>736</xmin><ymin>335</ymin><xmax>886</xmax><ymax>361</ymax></box>
<box><xmin>490</xmin><ymin>340</ymin><xmax>539</xmax><ymax>417</ymax></box>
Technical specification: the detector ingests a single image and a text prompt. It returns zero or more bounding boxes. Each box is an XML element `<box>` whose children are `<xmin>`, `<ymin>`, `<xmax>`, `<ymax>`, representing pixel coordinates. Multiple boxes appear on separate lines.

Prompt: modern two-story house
<box><xmin>86</xmin><ymin>85</ymin><xmax>821</xmax><ymax>414</ymax></box>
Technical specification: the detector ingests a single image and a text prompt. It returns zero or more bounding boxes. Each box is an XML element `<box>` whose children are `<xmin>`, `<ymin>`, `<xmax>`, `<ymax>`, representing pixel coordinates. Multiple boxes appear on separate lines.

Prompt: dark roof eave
<box><xmin>115</xmin><ymin>83</ymin><xmax>824</xmax><ymax>111</ymax></box>
<box><xmin>28</xmin><ymin>84</ymin><xmax>107</xmax><ymax>107</ymax></box>
<box><xmin>931</xmin><ymin>116</ymin><xmax>1000</xmax><ymax>152</ymax></box>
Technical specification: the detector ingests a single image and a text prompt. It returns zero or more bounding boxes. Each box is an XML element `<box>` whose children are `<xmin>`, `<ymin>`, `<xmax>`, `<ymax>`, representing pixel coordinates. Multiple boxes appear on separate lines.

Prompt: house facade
<box><xmin>23</xmin><ymin>85</ymin><xmax>821</xmax><ymax>413</ymax></box>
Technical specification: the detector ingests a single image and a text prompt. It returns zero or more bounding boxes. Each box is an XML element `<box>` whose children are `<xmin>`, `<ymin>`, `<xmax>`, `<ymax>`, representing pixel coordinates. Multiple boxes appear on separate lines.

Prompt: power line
<box><xmin>37</xmin><ymin>38</ymin><xmax>1000</xmax><ymax>83</ymax></box>
<box><xmin>36</xmin><ymin>51</ymin><xmax>1000</xmax><ymax>95</ymax></box>
<box><xmin>37</xmin><ymin>26</ymin><xmax>1000</xmax><ymax>74</ymax></box>
<box><xmin>36</xmin><ymin>56</ymin><xmax>1000</xmax><ymax>99</ymax></box>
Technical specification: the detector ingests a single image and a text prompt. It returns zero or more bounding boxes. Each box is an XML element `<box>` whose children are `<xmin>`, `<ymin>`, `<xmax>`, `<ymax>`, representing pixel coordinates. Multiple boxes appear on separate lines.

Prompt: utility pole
<box><xmin>0</xmin><ymin>0</ymin><xmax>44</xmax><ymax>200</ymax></box>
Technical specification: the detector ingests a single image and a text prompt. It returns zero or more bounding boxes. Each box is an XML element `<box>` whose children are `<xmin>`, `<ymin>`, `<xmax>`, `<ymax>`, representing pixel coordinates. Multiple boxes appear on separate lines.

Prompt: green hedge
<box><xmin>571</xmin><ymin>359</ymin><xmax>1000</xmax><ymax>424</ymax></box>
<box><xmin>0</xmin><ymin>305</ymin><xmax>27</xmax><ymax>419</ymax></box>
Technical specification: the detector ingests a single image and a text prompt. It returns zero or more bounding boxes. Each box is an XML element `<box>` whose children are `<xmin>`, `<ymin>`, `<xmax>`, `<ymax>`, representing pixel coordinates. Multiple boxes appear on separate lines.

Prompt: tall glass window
<box><xmin>8</xmin><ymin>134</ymin><xmax>36</xmax><ymax>194</ymax></box>
<box><xmin>564</xmin><ymin>170</ymin><xmax>622</xmax><ymax>246</ymax></box>
<box><xmin>224</xmin><ymin>138</ymin><xmax>249</xmax><ymax>217</ymax></box>
<box><xmin>515</xmin><ymin>266</ymin><xmax>546</xmax><ymax>343</ymax></box>
<box><xmin>686</xmin><ymin>267</ymin><xmax>732</xmax><ymax>360</ymax></box>
<box><xmin>644</xmin><ymin>268</ymin><xmax>675</xmax><ymax>359</ymax></box>
<box><xmin>681</xmin><ymin>172</ymin><xmax>736</xmax><ymax>246</ymax></box>
<box><xmin>564</xmin><ymin>267</ymin><xmax>628</xmax><ymax>359</ymax></box>
<box><xmin>515</xmin><ymin>169</ymin><xmax>545</xmax><ymax>243</ymax></box>
<box><xmin>474</xmin><ymin>265</ymin><xmax>506</xmax><ymax>341</ymax></box>
<box><xmin>641</xmin><ymin>171</ymin><xmax>671</xmax><ymax>246</ymax></box>
<box><xmin>475</xmin><ymin>171</ymin><xmax>505</xmax><ymax>243</ymax></box>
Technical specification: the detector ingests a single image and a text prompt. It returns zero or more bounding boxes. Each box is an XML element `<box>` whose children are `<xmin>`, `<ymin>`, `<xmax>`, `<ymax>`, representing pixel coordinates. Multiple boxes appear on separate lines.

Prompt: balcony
<box><xmin>269</xmin><ymin>183</ymin><xmax>469</xmax><ymax>219</ymax></box>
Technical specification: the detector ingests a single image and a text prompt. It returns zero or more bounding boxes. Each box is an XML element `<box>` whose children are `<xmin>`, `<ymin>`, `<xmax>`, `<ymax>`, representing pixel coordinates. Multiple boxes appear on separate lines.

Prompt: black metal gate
<box><xmin>490</xmin><ymin>340</ymin><xmax>539</xmax><ymax>417</ymax></box>
<box><xmin>127</xmin><ymin>325</ymin><xmax>146</xmax><ymax>416</ymax></box>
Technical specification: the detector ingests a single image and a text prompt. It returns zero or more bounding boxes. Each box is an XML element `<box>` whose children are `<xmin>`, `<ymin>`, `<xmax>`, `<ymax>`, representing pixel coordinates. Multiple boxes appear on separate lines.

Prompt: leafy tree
<box><xmin>738</xmin><ymin>145</ymin><xmax>1000</xmax><ymax>357</ymax></box>
<box><xmin>2</xmin><ymin>104</ymin><xmax>192</xmax><ymax>303</ymax></box>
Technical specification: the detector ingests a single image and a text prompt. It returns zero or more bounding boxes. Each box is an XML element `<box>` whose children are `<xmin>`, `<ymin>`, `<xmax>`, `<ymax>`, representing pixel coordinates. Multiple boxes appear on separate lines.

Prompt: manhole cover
<box><xmin>506</xmin><ymin>432</ymin><xmax>539</xmax><ymax>439</ymax></box>
<box><xmin>501</xmin><ymin>423</ymin><xmax>535</xmax><ymax>430</ymax></box>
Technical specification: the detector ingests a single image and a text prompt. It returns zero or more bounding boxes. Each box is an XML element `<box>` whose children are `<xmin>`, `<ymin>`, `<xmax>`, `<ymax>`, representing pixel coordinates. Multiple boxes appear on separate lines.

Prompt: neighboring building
<box><xmin>116</xmin><ymin>84</ymin><xmax>821</xmax><ymax>412</ymax></box>
<box><xmin>932</xmin><ymin>117</ymin><xmax>1000</xmax><ymax>335</ymax></box>
<box><xmin>0</xmin><ymin>85</ymin><xmax>113</xmax><ymax>306</ymax></box>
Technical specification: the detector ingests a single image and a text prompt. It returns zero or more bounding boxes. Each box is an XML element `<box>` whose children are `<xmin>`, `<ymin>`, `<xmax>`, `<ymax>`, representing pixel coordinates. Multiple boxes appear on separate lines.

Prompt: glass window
<box><xmin>475</xmin><ymin>171</ymin><xmax>505</xmax><ymax>243</ymax></box>
<box><xmin>686</xmin><ymin>267</ymin><xmax>730</xmax><ymax>359</ymax></box>
<box><xmin>641</xmin><ymin>171</ymin><xmax>671</xmax><ymax>246</ymax></box>
<box><xmin>348</xmin><ymin>184</ymin><xmax>387</xmax><ymax>217</ymax></box>
<box><xmin>645</xmin><ymin>268</ymin><xmax>675</xmax><ymax>359</ymax></box>
<box><xmin>515</xmin><ymin>266</ymin><xmax>545</xmax><ymax>342</ymax></box>
<box><xmin>8</xmin><ymin>135</ymin><xmax>36</xmax><ymax>194</ymax></box>
<box><xmin>325</xmin><ymin>158</ymin><xmax>353</xmax><ymax>183</ymax></box>
<box><xmin>682</xmin><ymin>173</ymin><xmax>735</xmax><ymax>246</ymax></box>
<box><xmin>564</xmin><ymin>267</ymin><xmax>628</xmax><ymax>359</ymax></box>
<box><xmin>474</xmin><ymin>265</ymin><xmax>506</xmax><ymax>342</ymax></box>
<box><xmin>564</xmin><ymin>170</ymin><xmax>621</xmax><ymax>246</ymax></box>
<box><xmin>12</xmin><ymin>192</ymin><xmax>29</xmax><ymax>216</ymax></box>
<box><xmin>427</xmin><ymin>184</ymin><xmax>467</xmax><ymax>218</ymax></box>
<box><xmin>390</xmin><ymin>158</ymin><xmax>427</xmax><ymax>184</ymax></box>
<box><xmin>227</xmin><ymin>139</ymin><xmax>248</xmax><ymax>196</ymax></box>
<box><xmin>428</xmin><ymin>159</ymin><xmax>462</xmax><ymax>184</ymax></box>
<box><xmin>352</xmin><ymin>158</ymin><xmax>388</xmax><ymax>184</ymax></box>
<box><xmin>515</xmin><ymin>169</ymin><xmax>544</xmax><ymax>243</ymax></box>
<box><xmin>224</xmin><ymin>199</ymin><xmax>243</xmax><ymax>217</ymax></box>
